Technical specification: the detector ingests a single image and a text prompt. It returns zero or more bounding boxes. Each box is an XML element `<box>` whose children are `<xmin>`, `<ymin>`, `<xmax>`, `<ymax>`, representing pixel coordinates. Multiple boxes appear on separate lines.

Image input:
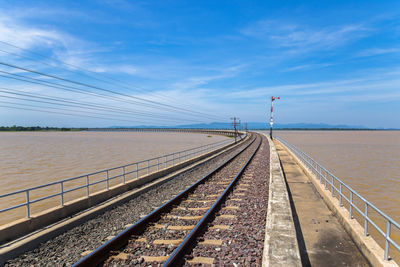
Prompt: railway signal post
<box><xmin>231</xmin><ymin>117</ymin><xmax>240</xmax><ymax>143</ymax></box>
<box><xmin>269</xmin><ymin>96</ymin><xmax>280</xmax><ymax>139</ymax></box>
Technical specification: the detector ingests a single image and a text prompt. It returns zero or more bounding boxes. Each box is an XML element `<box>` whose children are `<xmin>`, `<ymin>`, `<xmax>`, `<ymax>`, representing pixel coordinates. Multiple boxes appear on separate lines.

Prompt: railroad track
<box><xmin>73</xmin><ymin>133</ymin><xmax>262</xmax><ymax>267</ymax></box>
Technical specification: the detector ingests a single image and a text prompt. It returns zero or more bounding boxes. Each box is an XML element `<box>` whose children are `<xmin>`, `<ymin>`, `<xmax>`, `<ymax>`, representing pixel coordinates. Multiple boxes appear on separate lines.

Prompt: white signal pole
<box><xmin>231</xmin><ymin>117</ymin><xmax>240</xmax><ymax>143</ymax></box>
<box><xmin>269</xmin><ymin>96</ymin><xmax>280</xmax><ymax>139</ymax></box>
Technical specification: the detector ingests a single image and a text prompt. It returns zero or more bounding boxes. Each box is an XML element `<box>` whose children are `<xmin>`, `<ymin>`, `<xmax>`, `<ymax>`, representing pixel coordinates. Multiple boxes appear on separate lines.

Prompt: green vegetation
<box><xmin>0</xmin><ymin>126</ymin><xmax>88</xmax><ymax>131</ymax></box>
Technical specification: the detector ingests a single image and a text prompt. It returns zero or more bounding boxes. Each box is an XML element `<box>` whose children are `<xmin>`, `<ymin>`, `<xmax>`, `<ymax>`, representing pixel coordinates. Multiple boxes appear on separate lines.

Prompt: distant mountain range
<box><xmin>110</xmin><ymin>122</ymin><xmax>371</xmax><ymax>130</ymax></box>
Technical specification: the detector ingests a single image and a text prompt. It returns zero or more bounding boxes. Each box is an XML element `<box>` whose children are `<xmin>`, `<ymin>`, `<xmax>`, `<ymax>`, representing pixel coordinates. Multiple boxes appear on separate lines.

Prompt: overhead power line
<box><xmin>0</xmin><ymin>40</ymin><xmax>204</xmax><ymax>111</ymax></box>
<box><xmin>0</xmin><ymin>95</ymin><xmax>198</xmax><ymax>124</ymax></box>
<box><xmin>0</xmin><ymin>102</ymin><xmax>159</xmax><ymax>124</ymax></box>
<box><xmin>0</xmin><ymin>46</ymin><xmax>227</xmax><ymax>121</ymax></box>
<box><xmin>0</xmin><ymin>69</ymin><xmax>219</xmax><ymax>121</ymax></box>
<box><xmin>0</xmin><ymin>61</ymin><xmax>224</xmax><ymax>121</ymax></box>
<box><xmin>0</xmin><ymin>88</ymin><xmax>206</xmax><ymax>124</ymax></box>
<box><xmin>0</xmin><ymin>71</ymin><xmax>169</xmax><ymax>112</ymax></box>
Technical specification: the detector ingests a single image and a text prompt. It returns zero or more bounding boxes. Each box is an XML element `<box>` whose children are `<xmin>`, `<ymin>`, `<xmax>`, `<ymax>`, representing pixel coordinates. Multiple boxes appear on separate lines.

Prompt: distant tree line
<box><xmin>0</xmin><ymin>126</ymin><xmax>88</xmax><ymax>131</ymax></box>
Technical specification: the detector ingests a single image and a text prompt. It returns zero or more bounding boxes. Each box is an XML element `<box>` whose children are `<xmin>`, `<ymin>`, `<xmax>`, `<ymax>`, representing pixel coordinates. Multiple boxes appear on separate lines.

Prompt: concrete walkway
<box><xmin>274</xmin><ymin>141</ymin><xmax>370</xmax><ymax>267</ymax></box>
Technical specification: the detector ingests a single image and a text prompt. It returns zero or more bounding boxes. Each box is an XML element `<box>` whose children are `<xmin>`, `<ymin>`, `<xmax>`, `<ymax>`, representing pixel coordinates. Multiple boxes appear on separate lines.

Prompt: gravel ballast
<box><xmin>103</xmin><ymin>134</ymin><xmax>260</xmax><ymax>266</ymax></box>
<box><xmin>185</xmin><ymin>134</ymin><xmax>270</xmax><ymax>266</ymax></box>
<box><xmin>5</xmin><ymin>136</ymin><xmax>252</xmax><ymax>266</ymax></box>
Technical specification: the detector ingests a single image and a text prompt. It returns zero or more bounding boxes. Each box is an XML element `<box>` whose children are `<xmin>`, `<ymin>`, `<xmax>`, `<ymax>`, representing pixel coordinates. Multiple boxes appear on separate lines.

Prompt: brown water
<box><xmin>275</xmin><ymin>130</ymin><xmax>400</xmax><ymax>261</ymax></box>
<box><xmin>0</xmin><ymin>131</ymin><xmax>229</xmax><ymax>225</ymax></box>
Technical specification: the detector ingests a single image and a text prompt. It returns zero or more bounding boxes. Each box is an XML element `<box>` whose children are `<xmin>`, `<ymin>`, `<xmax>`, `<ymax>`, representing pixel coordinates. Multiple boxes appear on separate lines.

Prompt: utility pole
<box><xmin>231</xmin><ymin>117</ymin><xmax>240</xmax><ymax>142</ymax></box>
<box><xmin>238</xmin><ymin>119</ymin><xmax>243</xmax><ymax>140</ymax></box>
<box><xmin>269</xmin><ymin>96</ymin><xmax>280</xmax><ymax>139</ymax></box>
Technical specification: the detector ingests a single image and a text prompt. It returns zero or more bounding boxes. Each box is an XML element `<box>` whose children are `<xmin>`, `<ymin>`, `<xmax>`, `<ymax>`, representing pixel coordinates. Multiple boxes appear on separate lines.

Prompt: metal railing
<box><xmin>275</xmin><ymin>136</ymin><xmax>400</xmax><ymax>261</ymax></box>
<box><xmin>0</xmin><ymin>138</ymin><xmax>236</xmax><ymax>222</ymax></box>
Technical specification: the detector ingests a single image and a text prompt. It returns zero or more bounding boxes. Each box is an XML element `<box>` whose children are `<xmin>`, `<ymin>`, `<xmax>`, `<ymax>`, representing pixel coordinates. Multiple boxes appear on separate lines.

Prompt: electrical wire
<box><xmin>0</xmin><ymin>70</ymin><xmax>213</xmax><ymax>121</ymax></box>
<box><xmin>0</xmin><ymin>101</ymin><xmax>168</xmax><ymax>125</ymax></box>
<box><xmin>0</xmin><ymin>58</ymin><xmax>226</xmax><ymax>121</ymax></box>
<box><xmin>0</xmin><ymin>40</ymin><xmax>203</xmax><ymax>109</ymax></box>
<box><xmin>0</xmin><ymin>88</ymin><xmax>206</xmax><ymax>123</ymax></box>
<box><xmin>0</xmin><ymin>40</ymin><xmax>228</xmax><ymax>119</ymax></box>
<box><xmin>0</xmin><ymin>62</ymin><xmax>224</xmax><ymax>121</ymax></box>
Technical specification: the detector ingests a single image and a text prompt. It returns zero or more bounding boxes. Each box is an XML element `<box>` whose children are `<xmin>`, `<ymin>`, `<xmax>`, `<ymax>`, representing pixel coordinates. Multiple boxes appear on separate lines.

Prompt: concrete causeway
<box><xmin>274</xmin><ymin>140</ymin><xmax>370</xmax><ymax>266</ymax></box>
<box><xmin>2</xmin><ymin>132</ymin><xmax>397</xmax><ymax>266</ymax></box>
<box><xmin>263</xmin><ymin>134</ymin><xmax>301</xmax><ymax>267</ymax></box>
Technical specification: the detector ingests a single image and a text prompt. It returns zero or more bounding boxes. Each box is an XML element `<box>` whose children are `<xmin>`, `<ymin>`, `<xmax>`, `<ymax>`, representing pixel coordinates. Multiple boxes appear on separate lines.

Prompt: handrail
<box><xmin>0</xmin><ymin>135</ymin><xmax>242</xmax><ymax>223</ymax></box>
<box><xmin>275</xmin><ymin>136</ymin><xmax>399</xmax><ymax>261</ymax></box>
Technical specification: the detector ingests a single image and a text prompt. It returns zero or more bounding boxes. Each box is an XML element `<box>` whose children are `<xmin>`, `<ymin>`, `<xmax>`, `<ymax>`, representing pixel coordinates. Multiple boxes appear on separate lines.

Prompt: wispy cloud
<box><xmin>223</xmin><ymin>67</ymin><xmax>400</xmax><ymax>103</ymax></box>
<box><xmin>283</xmin><ymin>63</ymin><xmax>333</xmax><ymax>72</ymax></box>
<box><xmin>357</xmin><ymin>47</ymin><xmax>400</xmax><ymax>57</ymax></box>
<box><xmin>90</xmin><ymin>65</ymin><xmax>138</xmax><ymax>75</ymax></box>
<box><xmin>171</xmin><ymin>64</ymin><xmax>247</xmax><ymax>90</ymax></box>
<box><xmin>0</xmin><ymin>15</ymin><xmax>76</xmax><ymax>51</ymax></box>
<box><xmin>0</xmin><ymin>12</ymin><xmax>146</xmax><ymax>78</ymax></box>
<box><xmin>240</xmin><ymin>20</ymin><xmax>369</xmax><ymax>51</ymax></box>
<box><xmin>0</xmin><ymin>11</ymin><xmax>102</xmax><ymax>75</ymax></box>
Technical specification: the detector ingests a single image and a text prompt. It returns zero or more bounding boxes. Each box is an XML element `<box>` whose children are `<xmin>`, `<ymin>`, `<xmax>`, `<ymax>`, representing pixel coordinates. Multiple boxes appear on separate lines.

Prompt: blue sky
<box><xmin>0</xmin><ymin>0</ymin><xmax>399</xmax><ymax>128</ymax></box>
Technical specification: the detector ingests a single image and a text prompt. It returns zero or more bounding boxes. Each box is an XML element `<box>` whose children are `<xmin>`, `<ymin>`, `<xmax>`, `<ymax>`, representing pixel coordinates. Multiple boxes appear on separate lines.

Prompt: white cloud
<box><xmin>222</xmin><ymin>67</ymin><xmax>400</xmax><ymax>105</ymax></box>
<box><xmin>84</xmin><ymin>64</ymin><xmax>138</xmax><ymax>75</ymax></box>
<box><xmin>0</xmin><ymin>12</ymin><xmax>146</xmax><ymax>81</ymax></box>
<box><xmin>226</xmin><ymin>78</ymin><xmax>364</xmax><ymax>99</ymax></box>
<box><xmin>240</xmin><ymin>20</ymin><xmax>369</xmax><ymax>51</ymax></box>
<box><xmin>357</xmin><ymin>48</ymin><xmax>400</xmax><ymax>57</ymax></box>
<box><xmin>283</xmin><ymin>63</ymin><xmax>333</xmax><ymax>72</ymax></box>
<box><xmin>171</xmin><ymin>64</ymin><xmax>247</xmax><ymax>90</ymax></box>
<box><xmin>0</xmin><ymin>14</ymin><xmax>83</xmax><ymax>52</ymax></box>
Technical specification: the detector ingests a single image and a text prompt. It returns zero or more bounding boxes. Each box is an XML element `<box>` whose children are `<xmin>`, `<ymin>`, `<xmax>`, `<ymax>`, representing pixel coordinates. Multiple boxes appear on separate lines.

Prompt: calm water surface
<box><xmin>0</xmin><ymin>131</ymin><xmax>229</xmax><ymax>224</ymax></box>
<box><xmin>275</xmin><ymin>130</ymin><xmax>400</xmax><ymax>260</ymax></box>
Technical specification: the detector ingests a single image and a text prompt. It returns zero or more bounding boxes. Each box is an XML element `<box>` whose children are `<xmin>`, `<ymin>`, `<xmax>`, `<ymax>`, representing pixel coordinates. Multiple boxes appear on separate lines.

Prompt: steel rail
<box><xmin>163</xmin><ymin>134</ymin><xmax>262</xmax><ymax>266</ymax></box>
<box><xmin>72</xmin><ymin>133</ymin><xmax>257</xmax><ymax>267</ymax></box>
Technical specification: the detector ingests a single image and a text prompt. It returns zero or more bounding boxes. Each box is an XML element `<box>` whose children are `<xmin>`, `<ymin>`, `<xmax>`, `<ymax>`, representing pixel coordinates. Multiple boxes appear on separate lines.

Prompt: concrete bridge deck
<box><xmin>274</xmin><ymin>140</ymin><xmax>370</xmax><ymax>266</ymax></box>
<box><xmin>1</xmin><ymin>132</ymin><xmax>392</xmax><ymax>266</ymax></box>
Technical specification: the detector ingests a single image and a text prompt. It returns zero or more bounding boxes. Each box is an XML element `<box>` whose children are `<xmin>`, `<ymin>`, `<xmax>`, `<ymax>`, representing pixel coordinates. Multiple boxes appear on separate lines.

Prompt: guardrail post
<box><xmin>26</xmin><ymin>190</ymin><xmax>30</xmax><ymax>218</ymax></box>
<box><xmin>157</xmin><ymin>158</ymin><xmax>160</xmax><ymax>171</ymax></box>
<box><xmin>349</xmin><ymin>192</ymin><xmax>353</xmax><ymax>219</ymax></box>
<box><xmin>384</xmin><ymin>220</ymin><xmax>391</xmax><ymax>260</ymax></box>
<box><xmin>60</xmin><ymin>182</ymin><xmax>64</xmax><ymax>206</ymax></box>
<box><xmin>172</xmin><ymin>153</ymin><xmax>175</xmax><ymax>166</ymax></box>
<box><xmin>364</xmin><ymin>203</ymin><xmax>368</xmax><ymax>236</ymax></box>
<box><xmin>339</xmin><ymin>183</ymin><xmax>342</xmax><ymax>206</ymax></box>
<box><xmin>320</xmin><ymin>167</ymin><xmax>323</xmax><ymax>181</ymax></box>
<box><xmin>86</xmin><ymin>175</ymin><xmax>89</xmax><ymax>196</ymax></box>
<box><xmin>123</xmin><ymin>166</ymin><xmax>126</xmax><ymax>184</ymax></box>
<box><xmin>147</xmin><ymin>160</ymin><xmax>150</xmax><ymax>174</ymax></box>
<box><xmin>164</xmin><ymin>156</ymin><xmax>167</xmax><ymax>168</ymax></box>
<box><xmin>320</xmin><ymin>169</ymin><xmax>323</xmax><ymax>183</ymax></box>
<box><xmin>106</xmin><ymin>170</ymin><xmax>109</xmax><ymax>190</ymax></box>
<box><xmin>136</xmin><ymin>163</ymin><xmax>138</xmax><ymax>178</ymax></box>
<box><xmin>319</xmin><ymin>165</ymin><xmax>323</xmax><ymax>180</ymax></box>
<box><xmin>184</xmin><ymin>151</ymin><xmax>186</xmax><ymax>161</ymax></box>
<box><xmin>324</xmin><ymin>173</ymin><xmax>327</xmax><ymax>189</ymax></box>
<box><xmin>331</xmin><ymin>176</ymin><xmax>334</xmax><ymax>197</ymax></box>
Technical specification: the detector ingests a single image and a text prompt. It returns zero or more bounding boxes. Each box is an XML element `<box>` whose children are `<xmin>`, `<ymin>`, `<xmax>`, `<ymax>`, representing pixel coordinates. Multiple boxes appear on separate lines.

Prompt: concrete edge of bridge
<box><xmin>277</xmin><ymin>139</ymin><xmax>399</xmax><ymax>267</ymax></box>
<box><xmin>262</xmin><ymin>133</ymin><xmax>302</xmax><ymax>267</ymax></box>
